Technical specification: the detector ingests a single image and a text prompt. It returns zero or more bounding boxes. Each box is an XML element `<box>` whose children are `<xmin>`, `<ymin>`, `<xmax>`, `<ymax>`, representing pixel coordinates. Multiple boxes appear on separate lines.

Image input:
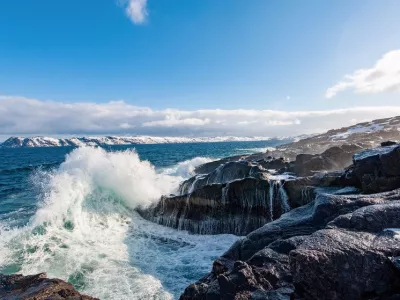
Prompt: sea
<box><xmin>0</xmin><ymin>140</ymin><xmax>288</xmax><ymax>299</ymax></box>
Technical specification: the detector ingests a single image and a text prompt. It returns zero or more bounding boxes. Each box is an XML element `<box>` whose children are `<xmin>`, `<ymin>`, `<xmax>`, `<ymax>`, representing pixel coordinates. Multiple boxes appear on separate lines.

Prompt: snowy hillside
<box><xmin>0</xmin><ymin>135</ymin><xmax>276</xmax><ymax>148</ymax></box>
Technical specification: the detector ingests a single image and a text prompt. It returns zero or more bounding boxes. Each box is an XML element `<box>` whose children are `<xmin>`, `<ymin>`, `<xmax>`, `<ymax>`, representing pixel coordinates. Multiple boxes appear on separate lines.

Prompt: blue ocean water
<box><xmin>0</xmin><ymin>140</ymin><xmax>287</xmax><ymax>299</ymax></box>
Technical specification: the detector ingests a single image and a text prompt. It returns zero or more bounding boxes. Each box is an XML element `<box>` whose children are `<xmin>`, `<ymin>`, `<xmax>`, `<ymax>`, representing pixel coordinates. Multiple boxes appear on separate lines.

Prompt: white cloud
<box><xmin>326</xmin><ymin>49</ymin><xmax>400</xmax><ymax>98</ymax></box>
<box><xmin>123</xmin><ymin>0</ymin><xmax>148</xmax><ymax>24</ymax></box>
<box><xmin>142</xmin><ymin>117</ymin><xmax>211</xmax><ymax>127</ymax></box>
<box><xmin>1</xmin><ymin>95</ymin><xmax>400</xmax><ymax>137</ymax></box>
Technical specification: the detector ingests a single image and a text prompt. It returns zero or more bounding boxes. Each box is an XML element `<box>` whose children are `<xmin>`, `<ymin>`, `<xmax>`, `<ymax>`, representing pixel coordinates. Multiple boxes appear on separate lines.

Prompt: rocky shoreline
<box><xmin>177</xmin><ymin>142</ymin><xmax>400</xmax><ymax>299</ymax></box>
<box><xmin>2</xmin><ymin>116</ymin><xmax>400</xmax><ymax>300</ymax></box>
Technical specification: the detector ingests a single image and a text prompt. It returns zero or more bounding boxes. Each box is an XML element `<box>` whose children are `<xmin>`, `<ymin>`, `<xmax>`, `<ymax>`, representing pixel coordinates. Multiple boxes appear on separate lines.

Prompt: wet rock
<box><xmin>180</xmin><ymin>189</ymin><xmax>400</xmax><ymax>300</ymax></box>
<box><xmin>0</xmin><ymin>273</ymin><xmax>97</xmax><ymax>300</ymax></box>
<box><xmin>194</xmin><ymin>155</ymin><xmax>246</xmax><ymax>175</ymax></box>
<box><xmin>138</xmin><ymin>177</ymin><xmax>292</xmax><ymax>235</ymax></box>
<box><xmin>257</xmin><ymin>158</ymin><xmax>290</xmax><ymax>172</ymax></box>
<box><xmin>179</xmin><ymin>161</ymin><xmax>267</xmax><ymax>194</ymax></box>
<box><xmin>294</xmin><ymin>144</ymin><xmax>363</xmax><ymax>177</ymax></box>
<box><xmin>351</xmin><ymin>144</ymin><xmax>400</xmax><ymax>193</ymax></box>
<box><xmin>381</xmin><ymin>141</ymin><xmax>398</xmax><ymax>147</ymax></box>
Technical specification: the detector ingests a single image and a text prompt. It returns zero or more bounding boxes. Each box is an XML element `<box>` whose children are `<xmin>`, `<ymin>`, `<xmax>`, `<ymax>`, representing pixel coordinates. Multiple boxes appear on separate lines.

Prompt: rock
<box><xmin>180</xmin><ymin>189</ymin><xmax>400</xmax><ymax>300</ymax></box>
<box><xmin>294</xmin><ymin>144</ymin><xmax>363</xmax><ymax>177</ymax></box>
<box><xmin>179</xmin><ymin>161</ymin><xmax>267</xmax><ymax>194</ymax></box>
<box><xmin>256</xmin><ymin>158</ymin><xmax>290</xmax><ymax>172</ymax></box>
<box><xmin>381</xmin><ymin>141</ymin><xmax>398</xmax><ymax>147</ymax></box>
<box><xmin>291</xmin><ymin>202</ymin><xmax>400</xmax><ymax>300</ymax></box>
<box><xmin>138</xmin><ymin>177</ymin><xmax>293</xmax><ymax>235</ymax></box>
<box><xmin>290</xmin><ymin>229</ymin><xmax>400</xmax><ymax>300</ymax></box>
<box><xmin>0</xmin><ymin>273</ymin><xmax>98</xmax><ymax>300</ymax></box>
<box><xmin>350</xmin><ymin>144</ymin><xmax>400</xmax><ymax>193</ymax></box>
<box><xmin>194</xmin><ymin>155</ymin><xmax>246</xmax><ymax>175</ymax></box>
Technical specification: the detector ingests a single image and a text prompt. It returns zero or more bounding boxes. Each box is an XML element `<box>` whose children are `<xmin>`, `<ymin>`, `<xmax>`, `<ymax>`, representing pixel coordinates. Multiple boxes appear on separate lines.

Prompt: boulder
<box><xmin>194</xmin><ymin>155</ymin><xmax>246</xmax><ymax>175</ymax></box>
<box><xmin>179</xmin><ymin>161</ymin><xmax>267</xmax><ymax>194</ymax></box>
<box><xmin>381</xmin><ymin>141</ymin><xmax>398</xmax><ymax>147</ymax></box>
<box><xmin>0</xmin><ymin>273</ymin><xmax>98</xmax><ymax>300</ymax></box>
<box><xmin>294</xmin><ymin>144</ymin><xmax>363</xmax><ymax>176</ymax></box>
<box><xmin>347</xmin><ymin>144</ymin><xmax>400</xmax><ymax>193</ymax></box>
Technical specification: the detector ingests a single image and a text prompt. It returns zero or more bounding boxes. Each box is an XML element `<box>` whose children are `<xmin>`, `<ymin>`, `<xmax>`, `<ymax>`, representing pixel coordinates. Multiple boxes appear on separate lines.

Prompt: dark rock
<box><xmin>381</xmin><ymin>141</ymin><xmax>398</xmax><ymax>147</ymax></box>
<box><xmin>294</xmin><ymin>144</ymin><xmax>363</xmax><ymax>177</ymax></box>
<box><xmin>351</xmin><ymin>145</ymin><xmax>400</xmax><ymax>193</ymax></box>
<box><xmin>138</xmin><ymin>177</ymin><xmax>293</xmax><ymax>235</ymax></box>
<box><xmin>179</xmin><ymin>161</ymin><xmax>267</xmax><ymax>194</ymax></box>
<box><xmin>290</xmin><ymin>226</ymin><xmax>400</xmax><ymax>300</ymax></box>
<box><xmin>257</xmin><ymin>158</ymin><xmax>290</xmax><ymax>172</ymax></box>
<box><xmin>0</xmin><ymin>273</ymin><xmax>97</xmax><ymax>300</ymax></box>
<box><xmin>180</xmin><ymin>189</ymin><xmax>400</xmax><ymax>300</ymax></box>
<box><xmin>194</xmin><ymin>155</ymin><xmax>246</xmax><ymax>175</ymax></box>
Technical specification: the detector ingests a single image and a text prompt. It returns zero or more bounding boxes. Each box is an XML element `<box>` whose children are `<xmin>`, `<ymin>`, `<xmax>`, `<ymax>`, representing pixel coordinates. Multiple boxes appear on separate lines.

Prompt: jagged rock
<box><xmin>0</xmin><ymin>273</ymin><xmax>97</xmax><ymax>300</ymax></box>
<box><xmin>194</xmin><ymin>155</ymin><xmax>247</xmax><ymax>175</ymax></box>
<box><xmin>179</xmin><ymin>161</ymin><xmax>267</xmax><ymax>194</ymax></box>
<box><xmin>138</xmin><ymin>177</ymin><xmax>293</xmax><ymax>235</ymax></box>
<box><xmin>291</xmin><ymin>201</ymin><xmax>400</xmax><ymax>300</ymax></box>
<box><xmin>293</xmin><ymin>144</ymin><xmax>363</xmax><ymax>176</ymax></box>
<box><xmin>180</xmin><ymin>189</ymin><xmax>400</xmax><ymax>300</ymax></box>
<box><xmin>344</xmin><ymin>144</ymin><xmax>400</xmax><ymax>193</ymax></box>
<box><xmin>381</xmin><ymin>141</ymin><xmax>398</xmax><ymax>147</ymax></box>
<box><xmin>256</xmin><ymin>158</ymin><xmax>290</xmax><ymax>172</ymax></box>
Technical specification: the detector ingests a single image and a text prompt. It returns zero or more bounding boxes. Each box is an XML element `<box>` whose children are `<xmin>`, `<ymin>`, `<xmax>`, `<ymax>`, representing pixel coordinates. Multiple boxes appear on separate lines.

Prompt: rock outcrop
<box><xmin>0</xmin><ymin>273</ymin><xmax>98</xmax><ymax>300</ymax></box>
<box><xmin>138</xmin><ymin>176</ymin><xmax>294</xmax><ymax>235</ymax></box>
<box><xmin>179</xmin><ymin>142</ymin><xmax>400</xmax><ymax>299</ymax></box>
<box><xmin>342</xmin><ymin>144</ymin><xmax>400</xmax><ymax>193</ymax></box>
<box><xmin>293</xmin><ymin>144</ymin><xmax>363</xmax><ymax>176</ymax></box>
<box><xmin>138</xmin><ymin>143</ymin><xmax>370</xmax><ymax>236</ymax></box>
<box><xmin>180</xmin><ymin>190</ymin><xmax>400</xmax><ymax>300</ymax></box>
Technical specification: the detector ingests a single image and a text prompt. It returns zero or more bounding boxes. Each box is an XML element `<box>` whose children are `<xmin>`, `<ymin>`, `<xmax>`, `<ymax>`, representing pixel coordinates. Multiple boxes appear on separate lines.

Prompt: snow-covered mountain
<box><xmin>0</xmin><ymin>135</ymin><xmax>279</xmax><ymax>148</ymax></box>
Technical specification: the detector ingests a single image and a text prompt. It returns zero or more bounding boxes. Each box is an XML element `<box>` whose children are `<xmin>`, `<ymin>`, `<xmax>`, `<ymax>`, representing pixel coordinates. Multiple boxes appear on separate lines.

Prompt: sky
<box><xmin>0</xmin><ymin>0</ymin><xmax>400</xmax><ymax>138</ymax></box>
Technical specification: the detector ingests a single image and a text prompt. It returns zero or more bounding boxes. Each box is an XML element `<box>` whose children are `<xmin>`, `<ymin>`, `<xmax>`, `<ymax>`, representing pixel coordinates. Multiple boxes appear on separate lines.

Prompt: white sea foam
<box><xmin>234</xmin><ymin>146</ymin><xmax>276</xmax><ymax>154</ymax></box>
<box><xmin>160</xmin><ymin>157</ymin><xmax>214</xmax><ymax>178</ymax></box>
<box><xmin>0</xmin><ymin>147</ymin><xmax>238</xmax><ymax>299</ymax></box>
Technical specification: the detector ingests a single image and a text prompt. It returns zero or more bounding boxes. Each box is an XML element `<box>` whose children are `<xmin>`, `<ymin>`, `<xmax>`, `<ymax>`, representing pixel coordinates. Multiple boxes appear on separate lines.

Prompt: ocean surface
<box><xmin>0</xmin><ymin>140</ymin><xmax>287</xmax><ymax>299</ymax></box>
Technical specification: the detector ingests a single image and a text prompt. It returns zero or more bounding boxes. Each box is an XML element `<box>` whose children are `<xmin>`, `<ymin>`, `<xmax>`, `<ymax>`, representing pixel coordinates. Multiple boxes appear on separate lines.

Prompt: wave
<box><xmin>0</xmin><ymin>147</ymin><xmax>236</xmax><ymax>299</ymax></box>
<box><xmin>234</xmin><ymin>146</ymin><xmax>276</xmax><ymax>154</ymax></box>
<box><xmin>160</xmin><ymin>157</ymin><xmax>214</xmax><ymax>178</ymax></box>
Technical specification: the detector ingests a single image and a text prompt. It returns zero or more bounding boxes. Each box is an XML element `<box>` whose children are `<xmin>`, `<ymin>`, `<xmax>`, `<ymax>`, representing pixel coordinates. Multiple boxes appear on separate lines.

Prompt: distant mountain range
<box><xmin>2</xmin><ymin>116</ymin><xmax>399</xmax><ymax>149</ymax></box>
<box><xmin>0</xmin><ymin>135</ymin><xmax>285</xmax><ymax>148</ymax></box>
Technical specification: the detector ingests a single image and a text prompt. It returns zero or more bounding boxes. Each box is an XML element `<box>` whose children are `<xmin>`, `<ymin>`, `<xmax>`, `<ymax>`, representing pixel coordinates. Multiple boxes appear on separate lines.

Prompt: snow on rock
<box><xmin>0</xmin><ymin>135</ymin><xmax>275</xmax><ymax>148</ymax></box>
<box><xmin>329</xmin><ymin>117</ymin><xmax>400</xmax><ymax>141</ymax></box>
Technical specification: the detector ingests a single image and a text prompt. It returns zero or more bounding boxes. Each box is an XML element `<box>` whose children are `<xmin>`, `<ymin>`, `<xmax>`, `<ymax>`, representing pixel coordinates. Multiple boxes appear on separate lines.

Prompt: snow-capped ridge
<box><xmin>0</xmin><ymin>135</ymin><xmax>278</xmax><ymax>148</ymax></box>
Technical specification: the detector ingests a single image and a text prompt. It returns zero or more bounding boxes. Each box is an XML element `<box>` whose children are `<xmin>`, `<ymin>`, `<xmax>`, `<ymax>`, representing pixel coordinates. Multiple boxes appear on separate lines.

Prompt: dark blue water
<box><xmin>0</xmin><ymin>140</ymin><xmax>287</xmax><ymax>225</ymax></box>
<box><xmin>0</xmin><ymin>139</ymin><xmax>288</xmax><ymax>299</ymax></box>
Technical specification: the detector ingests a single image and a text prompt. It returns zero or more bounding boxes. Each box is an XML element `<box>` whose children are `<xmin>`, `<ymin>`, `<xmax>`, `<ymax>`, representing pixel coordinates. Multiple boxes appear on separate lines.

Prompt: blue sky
<box><xmin>0</xmin><ymin>0</ymin><xmax>400</xmax><ymax>137</ymax></box>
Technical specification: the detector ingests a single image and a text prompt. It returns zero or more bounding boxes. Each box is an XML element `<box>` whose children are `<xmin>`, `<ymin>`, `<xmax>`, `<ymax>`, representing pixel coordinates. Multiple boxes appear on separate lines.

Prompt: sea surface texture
<box><xmin>0</xmin><ymin>140</ymin><xmax>284</xmax><ymax>299</ymax></box>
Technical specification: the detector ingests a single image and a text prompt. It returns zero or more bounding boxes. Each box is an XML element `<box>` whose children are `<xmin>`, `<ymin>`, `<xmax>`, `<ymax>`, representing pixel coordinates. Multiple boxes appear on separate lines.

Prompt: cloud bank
<box><xmin>121</xmin><ymin>0</ymin><xmax>148</xmax><ymax>24</ymax></box>
<box><xmin>1</xmin><ymin>96</ymin><xmax>400</xmax><ymax>138</ymax></box>
<box><xmin>326</xmin><ymin>49</ymin><xmax>400</xmax><ymax>98</ymax></box>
